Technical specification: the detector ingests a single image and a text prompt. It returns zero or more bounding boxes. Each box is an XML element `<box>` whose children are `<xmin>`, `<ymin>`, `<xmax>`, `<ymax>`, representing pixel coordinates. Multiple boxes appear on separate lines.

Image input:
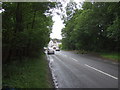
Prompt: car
<box><xmin>53</xmin><ymin>46</ymin><xmax>56</xmax><ymax>50</ymax></box>
<box><xmin>56</xmin><ymin>47</ymin><xmax>60</xmax><ymax>51</ymax></box>
<box><xmin>47</xmin><ymin>48</ymin><xmax>55</xmax><ymax>54</ymax></box>
<box><xmin>43</xmin><ymin>47</ymin><xmax>47</xmax><ymax>51</ymax></box>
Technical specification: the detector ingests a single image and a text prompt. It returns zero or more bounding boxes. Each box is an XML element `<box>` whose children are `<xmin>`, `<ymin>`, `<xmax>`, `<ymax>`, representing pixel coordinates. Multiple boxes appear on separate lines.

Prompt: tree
<box><xmin>2</xmin><ymin>2</ymin><xmax>55</xmax><ymax>63</ymax></box>
<box><xmin>62</xmin><ymin>2</ymin><xmax>120</xmax><ymax>52</ymax></box>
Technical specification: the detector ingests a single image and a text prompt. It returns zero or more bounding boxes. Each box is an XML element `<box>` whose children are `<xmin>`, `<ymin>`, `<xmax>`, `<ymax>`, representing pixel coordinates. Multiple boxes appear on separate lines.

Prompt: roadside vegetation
<box><xmin>3</xmin><ymin>54</ymin><xmax>53</xmax><ymax>88</ymax></box>
<box><xmin>99</xmin><ymin>52</ymin><xmax>120</xmax><ymax>61</ymax></box>
<box><xmin>2</xmin><ymin>2</ymin><xmax>55</xmax><ymax>88</ymax></box>
<box><xmin>75</xmin><ymin>50</ymin><xmax>120</xmax><ymax>61</ymax></box>
<box><xmin>61</xmin><ymin>2</ymin><xmax>120</xmax><ymax>61</ymax></box>
<box><xmin>2</xmin><ymin>2</ymin><xmax>55</xmax><ymax>63</ymax></box>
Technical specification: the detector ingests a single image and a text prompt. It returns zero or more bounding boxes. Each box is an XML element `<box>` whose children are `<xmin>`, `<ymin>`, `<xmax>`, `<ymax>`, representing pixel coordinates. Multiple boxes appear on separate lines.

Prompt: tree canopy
<box><xmin>62</xmin><ymin>2</ymin><xmax>120</xmax><ymax>52</ymax></box>
<box><xmin>2</xmin><ymin>2</ymin><xmax>55</xmax><ymax>63</ymax></box>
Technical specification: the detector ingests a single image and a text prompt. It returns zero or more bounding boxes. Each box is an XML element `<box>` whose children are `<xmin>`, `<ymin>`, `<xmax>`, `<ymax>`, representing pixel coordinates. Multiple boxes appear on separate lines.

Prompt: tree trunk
<box><xmin>31</xmin><ymin>10</ymin><xmax>37</xmax><ymax>29</ymax></box>
<box><xmin>15</xmin><ymin>3</ymin><xmax>23</xmax><ymax>33</ymax></box>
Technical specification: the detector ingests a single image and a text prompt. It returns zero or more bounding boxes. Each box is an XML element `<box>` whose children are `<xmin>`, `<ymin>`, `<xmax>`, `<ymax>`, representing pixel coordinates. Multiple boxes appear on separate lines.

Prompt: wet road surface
<box><xmin>46</xmin><ymin>50</ymin><xmax>118</xmax><ymax>88</ymax></box>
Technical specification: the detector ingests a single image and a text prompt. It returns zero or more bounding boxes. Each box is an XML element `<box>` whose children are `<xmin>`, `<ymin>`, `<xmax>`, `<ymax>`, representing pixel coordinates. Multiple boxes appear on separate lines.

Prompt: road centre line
<box><xmin>61</xmin><ymin>54</ymin><xmax>78</xmax><ymax>62</ymax></box>
<box><xmin>60</xmin><ymin>54</ymin><xmax>67</xmax><ymax>57</ymax></box>
<box><xmin>85</xmin><ymin>64</ymin><xmax>118</xmax><ymax>80</ymax></box>
<box><xmin>64</xmin><ymin>55</ymin><xmax>67</xmax><ymax>57</ymax></box>
<box><xmin>72</xmin><ymin>58</ymin><xmax>78</xmax><ymax>62</ymax></box>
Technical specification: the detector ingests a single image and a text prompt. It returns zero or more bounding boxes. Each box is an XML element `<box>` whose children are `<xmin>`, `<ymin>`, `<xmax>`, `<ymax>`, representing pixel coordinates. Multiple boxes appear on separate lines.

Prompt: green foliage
<box><xmin>58</xmin><ymin>44</ymin><xmax>62</xmax><ymax>49</ymax></box>
<box><xmin>107</xmin><ymin>16</ymin><xmax>120</xmax><ymax>41</ymax></box>
<box><xmin>99</xmin><ymin>52</ymin><xmax>120</xmax><ymax>61</ymax></box>
<box><xmin>77</xmin><ymin>49</ymin><xmax>88</xmax><ymax>54</ymax></box>
<box><xmin>2</xmin><ymin>2</ymin><xmax>55</xmax><ymax>63</ymax></box>
<box><xmin>3</xmin><ymin>54</ymin><xmax>53</xmax><ymax>88</ymax></box>
<box><xmin>62</xmin><ymin>2</ymin><xmax>120</xmax><ymax>52</ymax></box>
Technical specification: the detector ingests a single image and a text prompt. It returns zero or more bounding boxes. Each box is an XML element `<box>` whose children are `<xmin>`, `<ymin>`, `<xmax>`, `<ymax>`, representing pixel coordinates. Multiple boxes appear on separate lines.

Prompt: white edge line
<box><xmin>48</xmin><ymin>55</ymin><xmax>59</xmax><ymax>88</ymax></box>
<box><xmin>85</xmin><ymin>64</ymin><xmax>118</xmax><ymax>80</ymax></box>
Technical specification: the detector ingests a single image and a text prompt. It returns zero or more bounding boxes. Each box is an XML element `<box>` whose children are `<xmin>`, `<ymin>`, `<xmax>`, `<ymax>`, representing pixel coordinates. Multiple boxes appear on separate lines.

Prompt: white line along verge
<box><xmin>48</xmin><ymin>55</ymin><xmax>59</xmax><ymax>88</ymax></box>
<box><xmin>72</xmin><ymin>58</ymin><xmax>78</xmax><ymax>62</ymax></box>
<box><xmin>85</xmin><ymin>64</ymin><xmax>118</xmax><ymax>80</ymax></box>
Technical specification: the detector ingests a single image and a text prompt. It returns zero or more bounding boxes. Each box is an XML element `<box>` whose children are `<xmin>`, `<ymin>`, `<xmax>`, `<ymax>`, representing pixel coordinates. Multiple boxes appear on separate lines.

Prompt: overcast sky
<box><xmin>50</xmin><ymin>0</ymin><xmax>84</xmax><ymax>39</ymax></box>
<box><xmin>50</xmin><ymin>1</ymin><xmax>67</xmax><ymax>39</ymax></box>
<box><xmin>50</xmin><ymin>13</ymin><xmax>64</xmax><ymax>39</ymax></box>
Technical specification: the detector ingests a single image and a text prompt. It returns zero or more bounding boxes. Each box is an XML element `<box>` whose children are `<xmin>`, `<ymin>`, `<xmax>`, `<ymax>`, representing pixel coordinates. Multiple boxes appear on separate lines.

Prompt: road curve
<box><xmin>46</xmin><ymin>50</ymin><xmax>118</xmax><ymax>88</ymax></box>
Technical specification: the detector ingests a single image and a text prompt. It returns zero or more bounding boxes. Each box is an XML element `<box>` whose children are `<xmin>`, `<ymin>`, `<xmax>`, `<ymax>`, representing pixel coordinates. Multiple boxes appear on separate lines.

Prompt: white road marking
<box><xmin>48</xmin><ymin>55</ymin><xmax>59</xmax><ymax>88</ymax></box>
<box><xmin>85</xmin><ymin>64</ymin><xmax>118</xmax><ymax>80</ymax></box>
<box><xmin>59</xmin><ymin>53</ymin><xmax>78</xmax><ymax>62</ymax></box>
<box><xmin>60</xmin><ymin>53</ymin><xmax>78</xmax><ymax>62</ymax></box>
<box><xmin>64</xmin><ymin>55</ymin><xmax>67</xmax><ymax>57</ymax></box>
<box><xmin>112</xmin><ymin>62</ymin><xmax>118</xmax><ymax>65</ymax></box>
<box><xmin>72</xmin><ymin>58</ymin><xmax>78</xmax><ymax>62</ymax></box>
<box><xmin>50</xmin><ymin>58</ymin><xmax>54</xmax><ymax>62</ymax></box>
<box><xmin>60</xmin><ymin>53</ymin><xmax>67</xmax><ymax>57</ymax></box>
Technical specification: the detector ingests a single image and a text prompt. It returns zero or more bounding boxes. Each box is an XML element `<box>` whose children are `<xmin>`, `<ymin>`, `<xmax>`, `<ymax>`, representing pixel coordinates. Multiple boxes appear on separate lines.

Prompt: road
<box><xmin>46</xmin><ymin>50</ymin><xmax>118</xmax><ymax>88</ymax></box>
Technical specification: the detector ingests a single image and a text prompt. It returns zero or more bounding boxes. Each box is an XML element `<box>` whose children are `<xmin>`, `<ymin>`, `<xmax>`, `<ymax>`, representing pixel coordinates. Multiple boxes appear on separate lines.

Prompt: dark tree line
<box><xmin>2</xmin><ymin>2</ymin><xmax>55</xmax><ymax>63</ymax></box>
<box><xmin>62</xmin><ymin>2</ymin><xmax>120</xmax><ymax>52</ymax></box>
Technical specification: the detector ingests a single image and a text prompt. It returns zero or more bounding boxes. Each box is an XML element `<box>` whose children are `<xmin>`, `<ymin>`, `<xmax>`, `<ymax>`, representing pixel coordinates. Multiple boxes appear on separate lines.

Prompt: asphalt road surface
<box><xmin>46</xmin><ymin>50</ymin><xmax>118</xmax><ymax>88</ymax></box>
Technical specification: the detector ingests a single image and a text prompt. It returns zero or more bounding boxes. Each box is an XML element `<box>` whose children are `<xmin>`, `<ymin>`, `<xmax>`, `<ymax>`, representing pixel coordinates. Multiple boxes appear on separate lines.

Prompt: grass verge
<box><xmin>3</xmin><ymin>54</ymin><xmax>53</xmax><ymax>88</ymax></box>
<box><xmin>99</xmin><ymin>52</ymin><xmax>120</xmax><ymax>62</ymax></box>
<box><xmin>75</xmin><ymin>50</ymin><xmax>119</xmax><ymax>62</ymax></box>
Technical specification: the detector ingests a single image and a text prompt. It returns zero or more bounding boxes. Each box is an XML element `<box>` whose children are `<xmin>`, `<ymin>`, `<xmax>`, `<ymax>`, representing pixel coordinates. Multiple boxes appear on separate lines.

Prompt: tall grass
<box><xmin>99</xmin><ymin>52</ymin><xmax>120</xmax><ymax>61</ymax></box>
<box><xmin>3</xmin><ymin>54</ymin><xmax>53</xmax><ymax>88</ymax></box>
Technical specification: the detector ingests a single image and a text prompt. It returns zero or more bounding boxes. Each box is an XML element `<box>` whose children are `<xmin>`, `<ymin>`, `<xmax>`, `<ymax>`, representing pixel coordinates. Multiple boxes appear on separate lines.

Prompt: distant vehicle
<box><xmin>56</xmin><ymin>47</ymin><xmax>60</xmax><ymax>51</ymax></box>
<box><xmin>47</xmin><ymin>48</ymin><xmax>55</xmax><ymax>54</ymax></box>
<box><xmin>43</xmin><ymin>47</ymin><xmax>47</xmax><ymax>51</ymax></box>
<box><xmin>53</xmin><ymin>46</ymin><xmax>56</xmax><ymax>50</ymax></box>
